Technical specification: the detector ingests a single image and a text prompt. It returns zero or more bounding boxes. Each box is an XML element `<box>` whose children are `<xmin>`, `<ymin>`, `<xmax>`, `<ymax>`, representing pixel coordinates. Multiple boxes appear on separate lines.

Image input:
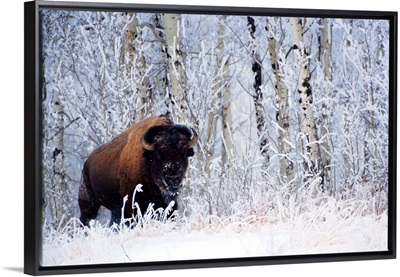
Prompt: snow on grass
<box><xmin>41</xmin><ymin>196</ymin><xmax>388</xmax><ymax>266</ymax></box>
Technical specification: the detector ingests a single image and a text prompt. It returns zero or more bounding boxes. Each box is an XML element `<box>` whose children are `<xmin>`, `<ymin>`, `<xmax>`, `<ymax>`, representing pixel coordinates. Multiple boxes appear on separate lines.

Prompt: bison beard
<box><xmin>78</xmin><ymin>115</ymin><xmax>197</xmax><ymax>226</ymax></box>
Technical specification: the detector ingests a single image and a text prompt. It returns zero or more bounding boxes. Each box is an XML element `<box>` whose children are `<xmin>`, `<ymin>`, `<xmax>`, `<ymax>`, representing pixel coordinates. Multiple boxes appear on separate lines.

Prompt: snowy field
<box><xmin>42</xmin><ymin>198</ymin><xmax>388</xmax><ymax>266</ymax></box>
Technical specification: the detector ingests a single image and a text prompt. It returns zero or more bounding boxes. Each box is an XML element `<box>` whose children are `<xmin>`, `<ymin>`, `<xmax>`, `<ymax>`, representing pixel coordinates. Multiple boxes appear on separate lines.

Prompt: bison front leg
<box><xmin>109</xmin><ymin>197</ymin><xmax>134</xmax><ymax>227</ymax></box>
<box><xmin>110</xmin><ymin>209</ymin><xmax>122</xmax><ymax>225</ymax></box>
<box><xmin>78</xmin><ymin>170</ymin><xmax>101</xmax><ymax>226</ymax></box>
<box><xmin>78</xmin><ymin>188</ymin><xmax>101</xmax><ymax>226</ymax></box>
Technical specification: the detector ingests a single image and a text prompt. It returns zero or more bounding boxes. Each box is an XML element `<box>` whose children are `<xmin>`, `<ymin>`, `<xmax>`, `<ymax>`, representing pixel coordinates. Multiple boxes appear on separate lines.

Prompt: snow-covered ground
<box><xmin>42</xmin><ymin>199</ymin><xmax>388</xmax><ymax>266</ymax></box>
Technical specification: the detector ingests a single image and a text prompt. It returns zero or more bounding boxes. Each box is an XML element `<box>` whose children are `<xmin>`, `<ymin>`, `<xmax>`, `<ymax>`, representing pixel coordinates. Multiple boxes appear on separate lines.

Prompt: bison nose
<box><xmin>164</xmin><ymin>173</ymin><xmax>182</xmax><ymax>188</ymax></box>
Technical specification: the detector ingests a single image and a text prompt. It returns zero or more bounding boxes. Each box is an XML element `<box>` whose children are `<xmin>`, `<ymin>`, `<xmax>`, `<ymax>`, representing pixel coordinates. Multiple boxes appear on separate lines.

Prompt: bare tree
<box><xmin>121</xmin><ymin>13</ymin><xmax>151</xmax><ymax>120</ymax></box>
<box><xmin>204</xmin><ymin>65</ymin><xmax>220</xmax><ymax>177</ymax></box>
<box><xmin>50</xmin><ymin>86</ymin><xmax>69</xmax><ymax>225</ymax></box>
<box><xmin>217</xmin><ymin>17</ymin><xmax>233</xmax><ymax>165</ymax></box>
<box><xmin>291</xmin><ymin>17</ymin><xmax>323</xmax><ymax>189</ymax></box>
<box><xmin>265</xmin><ymin>18</ymin><xmax>294</xmax><ymax>183</ymax></box>
<box><xmin>221</xmin><ymin>71</ymin><xmax>233</xmax><ymax>165</ymax></box>
<box><xmin>164</xmin><ymin>13</ymin><xmax>187</xmax><ymax>122</ymax></box>
<box><xmin>247</xmin><ymin>16</ymin><xmax>269</xmax><ymax>162</ymax></box>
<box><xmin>201</xmin><ymin>17</ymin><xmax>233</xmax><ymax>176</ymax></box>
<box><xmin>360</xmin><ymin>21</ymin><xmax>383</xmax><ymax>186</ymax></box>
<box><xmin>318</xmin><ymin>18</ymin><xmax>333</xmax><ymax>190</ymax></box>
<box><xmin>319</xmin><ymin>18</ymin><xmax>332</xmax><ymax>79</ymax></box>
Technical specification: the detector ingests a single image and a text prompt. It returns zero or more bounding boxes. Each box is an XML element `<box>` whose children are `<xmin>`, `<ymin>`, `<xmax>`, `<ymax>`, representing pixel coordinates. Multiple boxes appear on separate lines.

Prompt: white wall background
<box><xmin>0</xmin><ymin>0</ymin><xmax>398</xmax><ymax>276</ymax></box>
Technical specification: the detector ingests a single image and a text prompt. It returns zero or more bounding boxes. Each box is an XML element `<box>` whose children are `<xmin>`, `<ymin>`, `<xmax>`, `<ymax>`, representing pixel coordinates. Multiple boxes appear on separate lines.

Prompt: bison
<box><xmin>78</xmin><ymin>115</ymin><xmax>197</xmax><ymax>226</ymax></box>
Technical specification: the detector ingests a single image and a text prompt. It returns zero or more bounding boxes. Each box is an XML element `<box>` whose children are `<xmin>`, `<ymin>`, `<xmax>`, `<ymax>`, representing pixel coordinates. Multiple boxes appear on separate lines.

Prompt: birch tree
<box><xmin>221</xmin><ymin>69</ymin><xmax>233</xmax><ymax>165</ymax></box>
<box><xmin>204</xmin><ymin>66</ymin><xmax>220</xmax><ymax>177</ymax></box>
<box><xmin>247</xmin><ymin>16</ymin><xmax>269</xmax><ymax>162</ymax></box>
<box><xmin>122</xmin><ymin>13</ymin><xmax>151</xmax><ymax>120</ymax></box>
<box><xmin>164</xmin><ymin>13</ymin><xmax>187</xmax><ymax>122</ymax></box>
<box><xmin>320</xmin><ymin>18</ymin><xmax>332</xmax><ymax>79</ymax></box>
<box><xmin>217</xmin><ymin>16</ymin><xmax>233</xmax><ymax>165</ymax></box>
<box><xmin>359</xmin><ymin>21</ymin><xmax>386</xmax><ymax>187</ymax></box>
<box><xmin>42</xmin><ymin>11</ymin><xmax>79</xmax><ymax>225</ymax></box>
<box><xmin>265</xmin><ymin>18</ymin><xmax>294</xmax><ymax>183</ymax></box>
<box><xmin>318</xmin><ymin>18</ymin><xmax>332</xmax><ymax>190</ymax></box>
<box><xmin>291</xmin><ymin>17</ymin><xmax>324</xmax><ymax>189</ymax></box>
<box><xmin>51</xmin><ymin>88</ymin><xmax>68</xmax><ymax>224</ymax></box>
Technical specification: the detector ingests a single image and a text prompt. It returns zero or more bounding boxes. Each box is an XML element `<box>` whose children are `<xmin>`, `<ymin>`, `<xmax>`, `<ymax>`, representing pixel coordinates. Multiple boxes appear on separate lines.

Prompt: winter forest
<box><xmin>41</xmin><ymin>9</ymin><xmax>390</xmax><ymax>265</ymax></box>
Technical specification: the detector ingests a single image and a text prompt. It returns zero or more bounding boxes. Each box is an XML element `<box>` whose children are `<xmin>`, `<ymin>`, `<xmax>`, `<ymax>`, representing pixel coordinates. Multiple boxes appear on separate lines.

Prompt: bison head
<box><xmin>141</xmin><ymin>124</ymin><xmax>197</xmax><ymax>202</ymax></box>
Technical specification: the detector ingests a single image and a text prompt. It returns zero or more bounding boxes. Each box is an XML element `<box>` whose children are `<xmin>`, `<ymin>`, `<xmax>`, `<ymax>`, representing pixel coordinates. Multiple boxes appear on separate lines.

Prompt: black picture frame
<box><xmin>24</xmin><ymin>0</ymin><xmax>397</xmax><ymax>275</ymax></box>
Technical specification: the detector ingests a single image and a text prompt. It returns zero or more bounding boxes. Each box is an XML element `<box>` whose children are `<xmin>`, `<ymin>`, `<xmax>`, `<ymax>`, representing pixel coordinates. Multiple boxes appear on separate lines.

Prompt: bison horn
<box><xmin>141</xmin><ymin>135</ymin><xmax>155</xmax><ymax>151</ymax></box>
<box><xmin>188</xmin><ymin>128</ymin><xmax>198</xmax><ymax>148</ymax></box>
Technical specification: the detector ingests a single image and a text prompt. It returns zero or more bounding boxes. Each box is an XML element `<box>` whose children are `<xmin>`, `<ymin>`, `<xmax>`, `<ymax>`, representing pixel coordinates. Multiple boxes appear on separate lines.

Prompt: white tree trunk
<box><xmin>123</xmin><ymin>14</ymin><xmax>151</xmax><ymax>120</ymax></box>
<box><xmin>266</xmin><ymin>18</ymin><xmax>294</xmax><ymax>183</ymax></box>
<box><xmin>204</xmin><ymin>74</ymin><xmax>220</xmax><ymax>177</ymax></box>
<box><xmin>319</xmin><ymin>18</ymin><xmax>332</xmax><ymax>191</ymax></box>
<box><xmin>164</xmin><ymin>13</ymin><xmax>187</xmax><ymax>122</ymax></box>
<box><xmin>291</xmin><ymin>17</ymin><xmax>323</xmax><ymax>188</ymax></box>
<box><xmin>52</xmin><ymin>88</ymin><xmax>67</xmax><ymax>225</ymax></box>
<box><xmin>221</xmin><ymin>77</ymin><xmax>233</xmax><ymax>165</ymax></box>
<box><xmin>362</xmin><ymin>22</ymin><xmax>380</xmax><ymax>184</ymax></box>
<box><xmin>217</xmin><ymin>18</ymin><xmax>233</xmax><ymax>165</ymax></box>
<box><xmin>320</xmin><ymin>18</ymin><xmax>332</xmax><ymax>80</ymax></box>
<box><xmin>247</xmin><ymin>16</ymin><xmax>269</xmax><ymax>162</ymax></box>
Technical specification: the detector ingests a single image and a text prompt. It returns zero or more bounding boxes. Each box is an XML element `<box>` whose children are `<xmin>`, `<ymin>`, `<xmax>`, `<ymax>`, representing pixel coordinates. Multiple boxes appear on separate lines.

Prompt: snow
<box><xmin>42</xmin><ymin>206</ymin><xmax>387</xmax><ymax>266</ymax></box>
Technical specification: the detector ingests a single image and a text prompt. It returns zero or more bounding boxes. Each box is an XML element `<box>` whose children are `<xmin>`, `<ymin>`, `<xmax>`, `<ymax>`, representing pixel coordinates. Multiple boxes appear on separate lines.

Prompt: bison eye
<box><xmin>187</xmin><ymin>148</ymin><xmax>194</xmax><ymax>157</ymax></box>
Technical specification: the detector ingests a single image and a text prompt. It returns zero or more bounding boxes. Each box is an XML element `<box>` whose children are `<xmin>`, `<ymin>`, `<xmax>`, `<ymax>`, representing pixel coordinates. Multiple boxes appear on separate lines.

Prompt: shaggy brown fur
<box><xmin>78</xmin><ymin>115</ymin><xmax>196</xmax><ymax>225</ymax></box>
